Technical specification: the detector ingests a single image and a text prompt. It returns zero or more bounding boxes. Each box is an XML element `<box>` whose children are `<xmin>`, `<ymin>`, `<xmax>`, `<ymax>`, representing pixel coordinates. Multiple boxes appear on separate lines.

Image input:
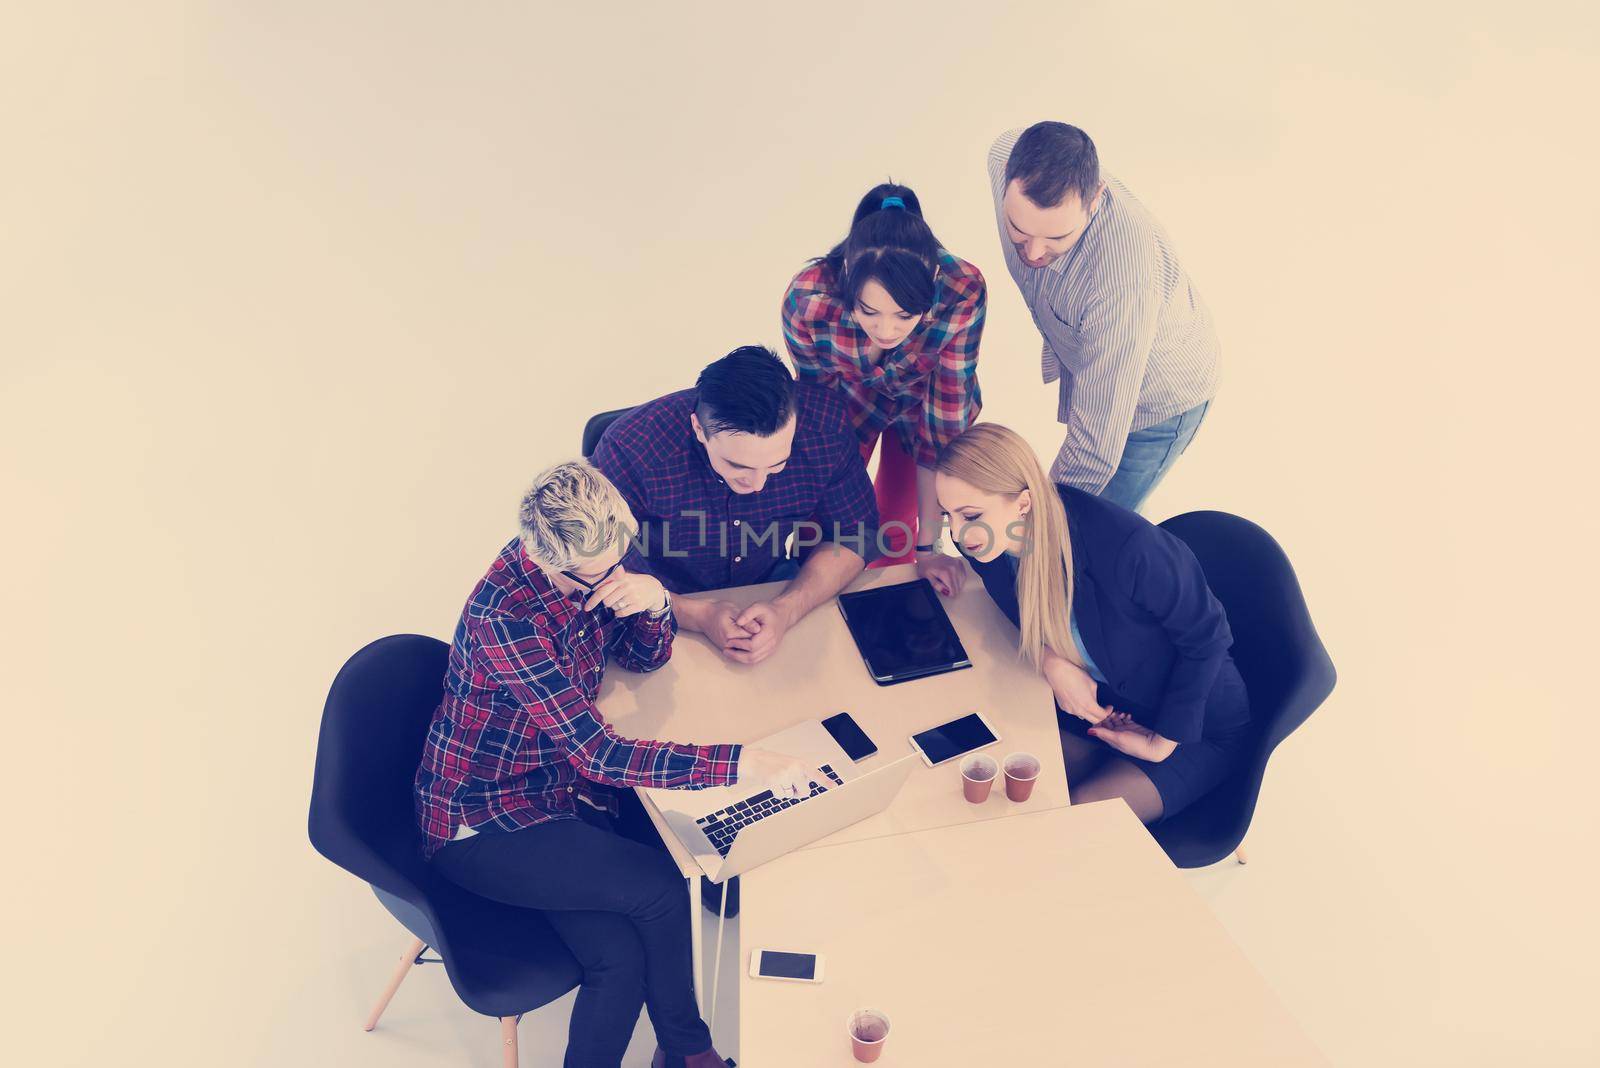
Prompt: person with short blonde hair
<box><xmin>517</xmin><ymin>458</ymin><xmax>642</xmax><ymax>583</ymax></box>
<box><xmin>933</xmin><ymin>424</ymin><xmax>1251</xmax><ymax>826</ymax></box>
<box><xmin>415</xmin><ymin>459</ymin><xmax>812</xmax><ymax>1068</ymax></box>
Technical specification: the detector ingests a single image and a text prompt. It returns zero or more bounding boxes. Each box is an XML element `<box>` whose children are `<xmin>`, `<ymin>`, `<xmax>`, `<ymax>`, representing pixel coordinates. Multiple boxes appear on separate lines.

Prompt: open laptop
<box><xmin>642</xmin><ymin>719</ymin><xmax>917</xmax><ymax>885</ymax></box>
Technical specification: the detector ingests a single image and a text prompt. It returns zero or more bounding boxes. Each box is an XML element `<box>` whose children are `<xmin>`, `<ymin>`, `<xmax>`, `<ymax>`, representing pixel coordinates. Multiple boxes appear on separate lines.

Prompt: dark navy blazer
<box><xmin>962</xmin><ymin>485</ymin><xmax>1244</xmax><ymax>744</ymax></box>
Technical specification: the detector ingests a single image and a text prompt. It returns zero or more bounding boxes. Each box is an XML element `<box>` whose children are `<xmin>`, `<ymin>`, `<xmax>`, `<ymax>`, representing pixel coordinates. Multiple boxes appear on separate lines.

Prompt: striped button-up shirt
<box><xmin>987</xmin><ymin>129</ymin><xmax>1221</xmax><ymax>493</ymax></box>
<box><xmin>782</xmin><ymin>251</ymin><xmax>986</xmax><ymax>468</ymax></box>
<box><xmin>413</xmin><ymin>536</ymin><xmax>741</xmax><ymax>858</ymax></box>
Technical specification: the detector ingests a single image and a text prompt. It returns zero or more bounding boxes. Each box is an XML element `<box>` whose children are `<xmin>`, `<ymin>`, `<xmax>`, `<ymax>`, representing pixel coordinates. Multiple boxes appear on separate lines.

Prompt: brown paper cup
<box><xmin>1003</xmin><ymin>752</ymin><xmax>1041</xmax><ymax>802</ymax></box>
<box><xmin>848</xmin><ymin>1008</ymin><xmax>892</xmax><ymax>1062</ymax></box>
<box><xmin>960</xmin><ymin>753</ymin><xmax>998</xmax><ymax>803</ymax></box>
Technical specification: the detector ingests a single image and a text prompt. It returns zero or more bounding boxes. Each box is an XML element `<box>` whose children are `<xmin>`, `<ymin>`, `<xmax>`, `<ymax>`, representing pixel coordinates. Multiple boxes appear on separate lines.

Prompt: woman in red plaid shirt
<box><xmin>416</xmin><ymin>461</ymin><xmax>813</xmax><ymax>1068</ymax></box>
<box><xmin>782</xmin><ymin>182</ymin><xmax>987</xmax><ymax>594</ymax></box>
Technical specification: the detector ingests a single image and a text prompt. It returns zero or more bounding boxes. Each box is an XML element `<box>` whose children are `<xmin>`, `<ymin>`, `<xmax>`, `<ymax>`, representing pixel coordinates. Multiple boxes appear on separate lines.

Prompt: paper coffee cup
<box><xmin>960</xmin><ymin>753</ymin><xmax>998</xmax><ymax>803</ymax></box>
<box><xmin>1003</xmin><ymin>752</ymin><xmax>1041</xmax><ymax>802</ymax></box>
<box><xmin>848</xmin><ymin>1008</ymin><xmax>891</xmax><ymax>1063</ymax></box>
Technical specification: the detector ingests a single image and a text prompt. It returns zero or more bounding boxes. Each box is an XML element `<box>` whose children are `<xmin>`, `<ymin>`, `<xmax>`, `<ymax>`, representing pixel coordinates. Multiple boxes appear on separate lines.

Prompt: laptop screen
<box><xmin>837</xmin><ymin>579</ymin><xmax>971</xmax><ymax>684</ymax></box>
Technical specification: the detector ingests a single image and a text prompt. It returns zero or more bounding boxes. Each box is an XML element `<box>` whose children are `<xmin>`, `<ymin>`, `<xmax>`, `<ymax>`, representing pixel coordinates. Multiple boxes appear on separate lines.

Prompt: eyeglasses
<box><xmin>560</xmin><ymin>558</ymin><xmax>622</xmax><ymax>591</ymax></box>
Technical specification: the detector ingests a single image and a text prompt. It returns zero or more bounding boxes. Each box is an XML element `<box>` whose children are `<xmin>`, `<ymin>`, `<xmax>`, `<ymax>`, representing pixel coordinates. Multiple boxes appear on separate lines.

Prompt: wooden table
<box><xmin>738</xmin><ymin>802</ymin><xmax>1327</xmax><ymax>1066</ymax></box>
<box><xmin>599</xmin><ymin>562</ymin><xmax>1068</xmax><ymax>877</ymax></box>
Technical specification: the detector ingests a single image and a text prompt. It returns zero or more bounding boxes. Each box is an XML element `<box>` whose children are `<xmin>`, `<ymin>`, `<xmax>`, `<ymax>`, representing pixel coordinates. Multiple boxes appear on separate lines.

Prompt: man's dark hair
<box><xmin>1004</xmin><ymin>122</ymin><xmax>1100</xmax><ymax>210</ymax></box>
<box><xmin>694</xmin><ymin>345</ymin><xmax>796</xmax><ymax>436</ymax></box>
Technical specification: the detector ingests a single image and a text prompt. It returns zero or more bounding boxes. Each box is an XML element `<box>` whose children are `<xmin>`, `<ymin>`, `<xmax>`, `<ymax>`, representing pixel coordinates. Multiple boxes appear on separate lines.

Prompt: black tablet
<box><xmin>836</xmin><ymin>579</ymin><xmax>972</xmax><ymax>686</ymax></box>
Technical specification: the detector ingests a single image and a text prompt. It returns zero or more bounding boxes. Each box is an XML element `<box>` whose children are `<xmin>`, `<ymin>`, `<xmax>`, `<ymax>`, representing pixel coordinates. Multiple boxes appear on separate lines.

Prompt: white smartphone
<box><xmin>749</xmin><ymin>949</ymin><xmax>825</xmax><ymax>983</ymax></box>
<box><xmin>908</xmin><ymin>711</ymin><xmax>1000</xmax><ymax>768</ymax></box>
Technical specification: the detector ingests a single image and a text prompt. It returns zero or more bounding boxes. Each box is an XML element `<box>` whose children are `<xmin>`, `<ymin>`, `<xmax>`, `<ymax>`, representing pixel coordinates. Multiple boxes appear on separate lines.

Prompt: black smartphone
<box><xmin>821</xmin><ymin>711</ymin><xmax>878</xmax><ymax>762</ymax></box>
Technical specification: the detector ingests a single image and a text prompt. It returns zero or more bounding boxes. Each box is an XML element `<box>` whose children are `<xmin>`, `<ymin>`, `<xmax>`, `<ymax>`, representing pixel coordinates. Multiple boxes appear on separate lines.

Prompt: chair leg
<box><xmin>1235</xmin><ymin>842</ymin><xmax>1249</xmax><ymax>865</ymax></box>
<box><xmin>365</xmin><ymin>937</ymin><xmax>427</xmax><ymax>1031</ymax></box>
<box><xmin>500</xmin><ymin>1015</ymin><xmax>520</xmax><ymax>1067</ymax></box>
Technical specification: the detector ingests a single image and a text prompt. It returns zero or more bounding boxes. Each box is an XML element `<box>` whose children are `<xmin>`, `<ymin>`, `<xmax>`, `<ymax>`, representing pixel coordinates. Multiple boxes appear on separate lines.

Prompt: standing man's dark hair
<box><xmin>1005</xmin><ymin>122</ymin><xmax>1101</xmax><ymax>209</ymax></box>
<box><xmin>694</xmin><ymin>345</ymin><xmax>796</xmax><ymax>436</ymax></box>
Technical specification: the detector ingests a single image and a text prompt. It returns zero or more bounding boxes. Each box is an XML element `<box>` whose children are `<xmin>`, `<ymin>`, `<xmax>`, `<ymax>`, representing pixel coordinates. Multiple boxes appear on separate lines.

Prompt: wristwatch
<box><xmin>645</xmin><ymin>587</ymin><xmax>672</xmax><ymax>618</ymax></box>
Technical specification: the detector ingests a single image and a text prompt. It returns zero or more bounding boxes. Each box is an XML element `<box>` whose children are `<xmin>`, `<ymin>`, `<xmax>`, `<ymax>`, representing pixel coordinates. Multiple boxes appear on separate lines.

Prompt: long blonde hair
<box><xmin>936</xmin><ymin>424</ymin><xmax>1077</xmax><ymax>672</ymax></box>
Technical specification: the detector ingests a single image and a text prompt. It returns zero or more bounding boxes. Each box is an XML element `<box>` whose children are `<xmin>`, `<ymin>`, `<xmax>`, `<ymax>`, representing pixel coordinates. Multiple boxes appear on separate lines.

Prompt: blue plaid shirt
<box><xmin>591</xmin><ymin>386</ymin><xmax>881</xmax><ymax>593</ymax></box>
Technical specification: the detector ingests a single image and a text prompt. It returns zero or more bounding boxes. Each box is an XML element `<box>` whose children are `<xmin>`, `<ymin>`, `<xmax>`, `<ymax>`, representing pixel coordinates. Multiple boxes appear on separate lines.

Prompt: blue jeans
<box><xmin>1099</xmin><ymin>401</ymin><xmax>1210</xmax><ymax>513</ymax></box>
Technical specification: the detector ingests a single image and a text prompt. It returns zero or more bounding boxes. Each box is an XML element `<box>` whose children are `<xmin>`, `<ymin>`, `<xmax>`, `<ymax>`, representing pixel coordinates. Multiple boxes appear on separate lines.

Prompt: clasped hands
<box><xmin>698</xmin><ymin>598</ymin><xmax>793</xmax><ymax>666</ymax></box>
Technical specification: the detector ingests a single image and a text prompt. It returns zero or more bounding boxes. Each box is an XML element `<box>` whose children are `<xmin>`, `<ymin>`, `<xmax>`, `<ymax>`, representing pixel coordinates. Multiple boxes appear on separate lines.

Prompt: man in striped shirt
<box><xmin>988</xmin><ymin>122</ymin><xmax>1221</xmax><ymax>511</ymax></box>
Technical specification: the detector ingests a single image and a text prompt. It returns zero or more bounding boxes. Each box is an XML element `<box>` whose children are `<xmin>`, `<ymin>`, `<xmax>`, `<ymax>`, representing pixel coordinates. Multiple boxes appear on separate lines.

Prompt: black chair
<box><xmin>581</xmin><ymin>405</ymin><xmax>639</xmax><ymax>458</ymax></box>
<box><xmin>308</xmin><ymin>634</ymin><xmax>581</xmax><ymax>1066</ymax></box>
<box><xmin>1150</xmin><ymin>511</ymin><xmax>1337</xmax><ymax>868</ymax></box>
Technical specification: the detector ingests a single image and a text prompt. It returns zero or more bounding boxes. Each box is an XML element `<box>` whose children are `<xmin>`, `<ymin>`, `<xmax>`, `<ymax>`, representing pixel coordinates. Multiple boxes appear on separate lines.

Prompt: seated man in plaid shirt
<box><xmin>592</xmin><ymin>345</ymin><xmax>882</xmax><ymax>666</ymax></box>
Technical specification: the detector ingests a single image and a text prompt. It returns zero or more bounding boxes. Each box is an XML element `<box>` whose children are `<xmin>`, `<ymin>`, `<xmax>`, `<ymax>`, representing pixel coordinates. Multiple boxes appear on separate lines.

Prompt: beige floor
<box><xmin>6</xmin><ymin>2</ymin><xmax>1598</xmax><ymax>1065</ymax></box>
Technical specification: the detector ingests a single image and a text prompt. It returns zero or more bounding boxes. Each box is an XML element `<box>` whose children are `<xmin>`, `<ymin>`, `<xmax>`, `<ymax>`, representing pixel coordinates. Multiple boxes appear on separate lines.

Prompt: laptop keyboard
<box><xmin>695</xmin><ymin>764</ymin><xmax>845</xmax><ymax>858</ymax></box>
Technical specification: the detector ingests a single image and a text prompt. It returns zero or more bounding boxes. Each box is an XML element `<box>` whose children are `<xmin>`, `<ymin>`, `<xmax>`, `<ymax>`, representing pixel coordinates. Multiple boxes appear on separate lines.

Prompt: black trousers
<box><xmin>432</xmin><ymin>796</ymin><xmax>709</xmax><ymax>1068</ymax></box>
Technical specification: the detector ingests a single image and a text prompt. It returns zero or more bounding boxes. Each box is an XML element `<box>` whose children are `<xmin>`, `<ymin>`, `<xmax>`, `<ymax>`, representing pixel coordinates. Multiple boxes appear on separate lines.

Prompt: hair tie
<box><xmin>879</xmin><ymin>196</ymin><xmax>906</xmax><ymax>211</ymax></box>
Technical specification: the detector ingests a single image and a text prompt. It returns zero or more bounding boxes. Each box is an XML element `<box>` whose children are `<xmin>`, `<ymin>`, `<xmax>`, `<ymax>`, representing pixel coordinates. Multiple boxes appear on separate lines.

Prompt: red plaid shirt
<box><xmin>413</xmin><ymin>537</ymin><xmax>742</xmax><ymax>858</ymax></box>
<box><xmin>590</xmin><ymin>386</ymin><xmax>880</xmax><ymax>594</ymax></box>
<box><xmin>782</xmin><ymin>250</ymin><xmax>986</xmax><ymax>467</ymax></box>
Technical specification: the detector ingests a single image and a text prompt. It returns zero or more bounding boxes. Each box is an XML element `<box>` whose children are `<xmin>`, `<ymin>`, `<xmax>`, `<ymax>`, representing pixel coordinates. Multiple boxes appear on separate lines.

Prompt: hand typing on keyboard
<box><xmin>696</xmin><ymin>763</ymin><xmax>848</xmax><ymax>858</ymax></box>
<box><xmin>736</xmin><ymin>747</ymin><xmax>821</xmax><ymax>799</ymax></box>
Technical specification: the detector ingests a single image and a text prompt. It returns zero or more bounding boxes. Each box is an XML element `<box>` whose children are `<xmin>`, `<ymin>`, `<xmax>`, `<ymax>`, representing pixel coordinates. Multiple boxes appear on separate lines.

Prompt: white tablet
<box><xmin>908</xmin><ymin>711</ymin><xmax>1000</xmax><ymax>768</ymax></box>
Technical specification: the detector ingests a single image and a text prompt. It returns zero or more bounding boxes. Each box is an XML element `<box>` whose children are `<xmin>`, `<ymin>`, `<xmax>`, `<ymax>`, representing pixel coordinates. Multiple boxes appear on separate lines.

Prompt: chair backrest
<box><xmin>1158</xmin><ymin>511</ymin><xmax>1335</xmax><ymax>752</ymax></box>
<box><xmin>581</xmin><ymin>405</ymin><xmax>639</xmax><ymax>458</ymax></box>
<box><xmin>308</xmin><ymin>634</ymin><xmax>449</xmax><ymax>910</ymax></box>
<box><xmin>1152</xmin><ymin>512</ymin><xmax>1336</xmax><ymax>864</ymax></box>
<box><xmin>309</xmin><ymin>634</ymin><xmax>586</xmax><ymax>1016</ymax></box>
